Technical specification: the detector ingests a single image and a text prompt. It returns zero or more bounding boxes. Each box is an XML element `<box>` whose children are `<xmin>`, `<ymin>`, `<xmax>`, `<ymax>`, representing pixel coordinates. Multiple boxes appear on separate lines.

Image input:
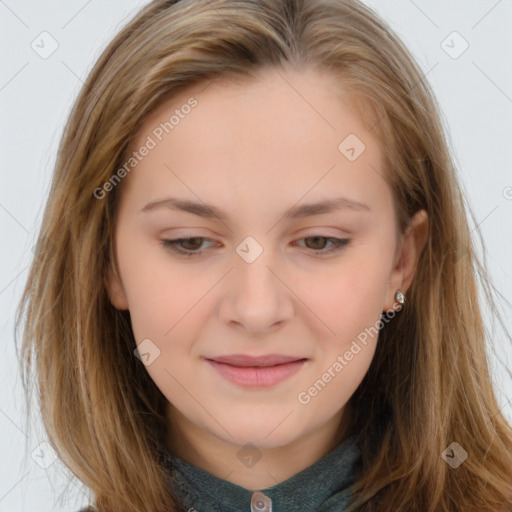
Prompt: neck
<box><xmin>165</xmin><ymin>404</ymin><xmax>349</xmax><ymax>490</ymax></box>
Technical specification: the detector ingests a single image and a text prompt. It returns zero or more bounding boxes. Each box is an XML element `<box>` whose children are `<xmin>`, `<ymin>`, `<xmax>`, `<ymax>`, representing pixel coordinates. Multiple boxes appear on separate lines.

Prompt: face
<box><xmin>107</xmin><ymin>67</ymin><xmax>418</xmax><ymax>450</ymax></box>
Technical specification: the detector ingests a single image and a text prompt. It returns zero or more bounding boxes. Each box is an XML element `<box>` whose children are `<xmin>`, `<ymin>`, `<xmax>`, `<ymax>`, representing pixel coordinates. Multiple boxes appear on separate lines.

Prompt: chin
<box><xmin>216</xmin><ymin>420</ymin><xmax>305</xmax><ymax>449</ymax></box>
<box><xmin>233</xmin><ymin>431</ymin><xmax>298</xmax><ymax>450</ymax></box>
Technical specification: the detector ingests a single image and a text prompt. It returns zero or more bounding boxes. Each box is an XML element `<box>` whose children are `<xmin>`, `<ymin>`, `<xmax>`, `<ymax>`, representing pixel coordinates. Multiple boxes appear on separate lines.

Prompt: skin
<box><xmin>107</xmin><ymin>66</ymin><xmax>428</xmax><ymax>490</ymax></box>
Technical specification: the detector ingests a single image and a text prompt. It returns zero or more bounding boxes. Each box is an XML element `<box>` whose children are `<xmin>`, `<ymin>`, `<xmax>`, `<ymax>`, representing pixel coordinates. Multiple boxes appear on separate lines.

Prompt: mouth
<box><xmin>203</xmin><ymin>354</ymin><xmax>308</xmax><ymax>388</ymax></box>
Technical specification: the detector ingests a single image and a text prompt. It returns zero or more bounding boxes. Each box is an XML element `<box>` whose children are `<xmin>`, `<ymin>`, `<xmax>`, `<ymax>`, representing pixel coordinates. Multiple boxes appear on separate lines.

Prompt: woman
<box><xmin>16</xmin><ymin>0</ymin><xmax>512</xmax><ymax>510</ymax></box>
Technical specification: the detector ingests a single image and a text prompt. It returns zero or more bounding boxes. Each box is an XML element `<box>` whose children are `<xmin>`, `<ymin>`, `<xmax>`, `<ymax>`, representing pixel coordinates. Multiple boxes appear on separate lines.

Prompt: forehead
<box><xmin>134</xmin><ymin>66</ymin><xmax>380</xmax><ymax>149</ymax></box>
<box><xmin>121</xmin><ymin>67</ymin><xmax>390</xmax><ymax>218</ymax></box>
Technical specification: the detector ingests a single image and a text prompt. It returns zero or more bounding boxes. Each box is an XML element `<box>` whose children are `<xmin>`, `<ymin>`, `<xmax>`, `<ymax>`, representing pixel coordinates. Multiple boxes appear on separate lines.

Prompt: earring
<box><xmin>395</xmin><ymin>289</ymin><xmax>405</xmax><ymax>305</ymax></box>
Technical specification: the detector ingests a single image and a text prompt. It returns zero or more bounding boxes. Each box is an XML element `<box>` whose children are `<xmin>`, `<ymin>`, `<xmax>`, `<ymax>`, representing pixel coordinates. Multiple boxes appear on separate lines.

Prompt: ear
<box><xmin>383</xmin><ymin>209</ymin><xmax>428</xmax><ymax>312</ymax></box>
<box><xmin>106</xmin><ymin>265</ymin><xmax>129</xmax><ymax>311</ymax></box>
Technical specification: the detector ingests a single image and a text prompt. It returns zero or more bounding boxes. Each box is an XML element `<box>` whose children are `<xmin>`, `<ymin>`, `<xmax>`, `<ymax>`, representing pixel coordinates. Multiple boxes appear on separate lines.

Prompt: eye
<box><xmin>161</xmin><ymin>235</ymin><xmax>350</xmax><ymax>258</ymax></box>
<box><xmin>161</xmin><ymin>237</ymin><xmax>216</xmax><ymax>257</ymax></box>
<box><xmin>294</xmin><ymin>236</ymin><xmax>351</xmax><ymax>255</ymax></box>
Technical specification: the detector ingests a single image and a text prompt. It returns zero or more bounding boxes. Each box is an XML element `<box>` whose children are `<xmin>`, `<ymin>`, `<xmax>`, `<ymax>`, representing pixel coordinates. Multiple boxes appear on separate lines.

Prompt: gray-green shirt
<box><xmin>161</xmin><ymin>434</ymin><xmax>363</xmax><ymax>512</ymax></box>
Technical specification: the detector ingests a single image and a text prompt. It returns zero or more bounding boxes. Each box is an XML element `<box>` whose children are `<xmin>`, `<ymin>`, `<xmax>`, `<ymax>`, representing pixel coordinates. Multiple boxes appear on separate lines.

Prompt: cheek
<box><xmin>297</xmin><ymin>337</ymin><xmax>377</xmax><ymax>422</ymax></box>
<box><xmin>115</xmin><ymin>229</ymin><xmax>206</xmax><ymax>335</ymax></box>
<box><xmin>297</xmin><ymin>253</ymin><xmax>392</xmax><ymax>336</ymax></box>
<box><xmin>294</xmin><ymin>264</ymin><xmax>386</xmax><ymax>414</ymax></box>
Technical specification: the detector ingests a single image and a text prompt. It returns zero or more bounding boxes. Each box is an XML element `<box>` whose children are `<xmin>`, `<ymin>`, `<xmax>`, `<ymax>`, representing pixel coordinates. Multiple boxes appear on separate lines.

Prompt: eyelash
<box><xmin>160</xmin><ymin>235</ymin><xmax>351</xmax><ymax>258</ymax></box>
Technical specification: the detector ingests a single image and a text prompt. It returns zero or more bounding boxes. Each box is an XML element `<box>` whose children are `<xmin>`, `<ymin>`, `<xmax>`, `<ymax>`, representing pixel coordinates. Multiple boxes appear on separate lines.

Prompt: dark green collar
<box><xmin>161</xmin><ymin>434</ymin><xmax>362</xmax><ymax>512</ymax></box>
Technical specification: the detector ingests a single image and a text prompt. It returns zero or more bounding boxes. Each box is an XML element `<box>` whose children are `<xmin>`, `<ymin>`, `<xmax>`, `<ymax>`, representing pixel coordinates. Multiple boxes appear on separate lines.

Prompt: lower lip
<box><xmin>205</xmin><ymin>359</ymin><xmax>307</xmax><ymax>388</ymax></box>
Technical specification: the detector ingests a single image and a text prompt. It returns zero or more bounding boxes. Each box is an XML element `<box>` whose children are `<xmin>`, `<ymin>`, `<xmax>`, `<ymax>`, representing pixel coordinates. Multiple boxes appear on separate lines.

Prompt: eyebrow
<box><xmin>140</xmin><ymin>196</ymin><xmax>371</xmax><ymax>220</ymax></box>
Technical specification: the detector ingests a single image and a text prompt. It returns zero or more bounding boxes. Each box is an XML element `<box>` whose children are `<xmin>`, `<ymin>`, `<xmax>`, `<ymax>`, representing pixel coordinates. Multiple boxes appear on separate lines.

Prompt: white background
<box><xmin>1</xmin><ymin>1</ymin><xmax>511</xmax><ymax>510</ymax></box>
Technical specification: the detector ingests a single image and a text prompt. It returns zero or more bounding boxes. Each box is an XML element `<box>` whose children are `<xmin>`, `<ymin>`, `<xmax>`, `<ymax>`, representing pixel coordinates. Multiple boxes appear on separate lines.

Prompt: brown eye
<box><xmin>304</xmin><ymin>236</ymin><xmax>329</xmax><ymax>250</ymax></box>
<box><xmin>296</xmin><ymin>236</ymin><xmax>350</xmax><ymax>255</ymax></box>
<box><xmin>161</xmin><ymin>237</ymin><xmax>214</xmax><ymax>257</ymax></box>
<box><xmin>178</xmin><ymin>237</ymin><xmax>204</xmax><ymax>250</ymax></box>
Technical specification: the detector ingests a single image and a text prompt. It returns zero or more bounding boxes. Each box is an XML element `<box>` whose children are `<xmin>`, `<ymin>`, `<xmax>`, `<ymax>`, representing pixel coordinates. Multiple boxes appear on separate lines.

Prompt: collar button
<box><xmin>250</xmin><ymin>491</ymin><xmax>272</xmax><ymax>512</ymax></box>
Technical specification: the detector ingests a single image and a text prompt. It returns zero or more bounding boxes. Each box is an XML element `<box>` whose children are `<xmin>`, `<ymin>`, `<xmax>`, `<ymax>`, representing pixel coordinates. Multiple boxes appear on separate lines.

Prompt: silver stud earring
<box><xmin>395</xmin><ymin>289</ymin><xmax>405</xmax><ymax>305</ymax></box>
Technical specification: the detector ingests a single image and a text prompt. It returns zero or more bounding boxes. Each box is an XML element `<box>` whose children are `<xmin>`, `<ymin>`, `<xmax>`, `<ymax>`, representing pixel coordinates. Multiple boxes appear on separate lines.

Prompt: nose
<box><xmin>217</xmin><ymin>246</ymin><xmax>294</xmax><ymax>335</ymax></box>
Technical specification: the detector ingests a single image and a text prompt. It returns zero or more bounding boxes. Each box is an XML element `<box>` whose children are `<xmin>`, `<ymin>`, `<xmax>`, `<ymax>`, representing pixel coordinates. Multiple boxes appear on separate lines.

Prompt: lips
<box><xmin>204</xmin><ymin>354</ymin><xmax>308</xmax><ymax>388</ymax></box>
<box><xmin>207</xmin><ymin>354</ymin><xmax>305</xmax><ymax>367</ymax></box>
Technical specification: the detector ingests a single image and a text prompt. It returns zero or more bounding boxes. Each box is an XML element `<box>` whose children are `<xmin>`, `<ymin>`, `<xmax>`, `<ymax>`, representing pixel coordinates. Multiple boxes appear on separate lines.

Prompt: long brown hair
<box><xmin>15</xmin><ymin>0</ymin><xmax>512</xmax><ymax>510</ymax></box>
